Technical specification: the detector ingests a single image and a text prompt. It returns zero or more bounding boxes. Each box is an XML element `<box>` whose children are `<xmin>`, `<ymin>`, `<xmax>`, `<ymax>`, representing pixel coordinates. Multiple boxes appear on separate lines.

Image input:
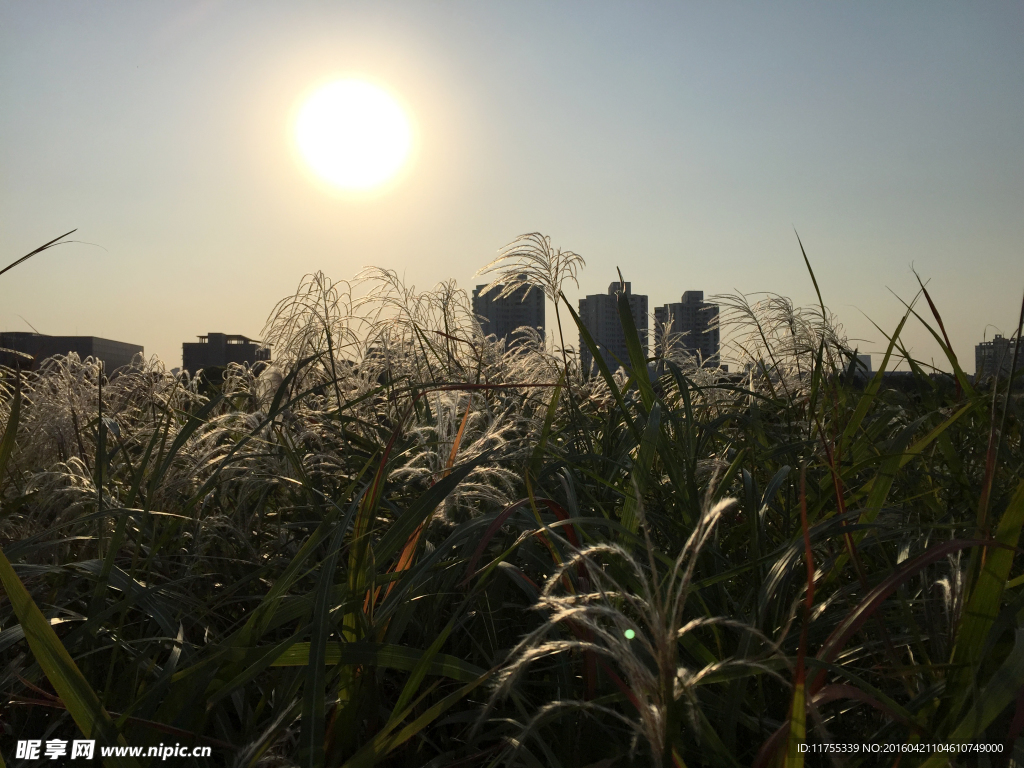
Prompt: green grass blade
<box><xmin>0</xmin><ymin>378</ymin><xmax>20</xmax><ymax>490</ymax></box>
<box><xmin>301</xmin><ymin>519</ymin><xmax>348</xmax><ymax>768</ymax></box>
<box><xmin>270</xmin><ymin>642</ymin><xmax>484</xmax><ymax>682</ymax></box>
<box><xmin>890</xmin><ymin>291</ymin><xmax>977</xmax><ymax>398</ymax></box>
<box><xmin>0</xmin><ymin>550</ymin><xmax>138</xmax><ymax>768</ymax></box>
<box><xmin>794</xmin><ymin>230</ymin><xmax>825</xmax><ymax>323</ymax></box>
<box><xmin>839</xmin><ymin>309</ymin><xmax>910</xmax><ymax>450</ymax></box>
<box><xmin>388</xmin><ymin>617</ymin><xmax>456</xmax><ymax>724</ymax></box>
<box><xmin>921</xmin><ymin>628</ymin><xmax>1024</xmax><ymax>766</ymax></box>
<box><xmin>616</xmin><ymin>288</ymin><xmax>654</xmax><ymax>411</ymax></box>
<box><xmin>783</xmin><ymin>681</ymin><xmax>805</xmax><ymax>768</ymax></box>
<box><xmin>946</xmin><ymin>480</ymin><xmax>1024</xmax><ymax>719</ymax></box>
<box><xmin>620</xmin><ymin>403</ymin><xmax>660</xmax><ymax>539</ymax></box>
<box><xmin>340</xmin><ymin>671</ymin><xmax>491</xmax><ymax>768</ymax></box>
<box><xmin>1</xmin><ymin>384</ymin><xmax>130</xmax><ymax>765</ymax></box>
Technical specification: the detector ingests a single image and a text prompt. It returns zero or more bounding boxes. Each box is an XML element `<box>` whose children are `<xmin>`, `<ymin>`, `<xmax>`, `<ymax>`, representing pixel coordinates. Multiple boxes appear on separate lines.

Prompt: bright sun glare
<box><xmin>295</xmin><ymin>79</ymin><xmax>412</xmax><ymax>191</ymax></box>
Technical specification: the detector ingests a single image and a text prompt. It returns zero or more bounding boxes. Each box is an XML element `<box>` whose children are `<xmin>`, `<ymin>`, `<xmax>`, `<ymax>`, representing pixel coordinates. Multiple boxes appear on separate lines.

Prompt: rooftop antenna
<box><xmin>17</xmin><ymin>315</ymin><xmax>41</xmax><ymax>334</ymax></box>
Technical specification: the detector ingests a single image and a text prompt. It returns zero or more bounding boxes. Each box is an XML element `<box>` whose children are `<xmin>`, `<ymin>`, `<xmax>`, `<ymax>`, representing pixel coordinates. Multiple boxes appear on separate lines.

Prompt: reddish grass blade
<box><xmin>808</xmin><ymin>538</ymin><xmax>988</xmax><ymax>698</ymax></box>
<box><xmin>462</xmin><ymin>496</ymin><xmax>580</xmax><ymax>585</ymax></box>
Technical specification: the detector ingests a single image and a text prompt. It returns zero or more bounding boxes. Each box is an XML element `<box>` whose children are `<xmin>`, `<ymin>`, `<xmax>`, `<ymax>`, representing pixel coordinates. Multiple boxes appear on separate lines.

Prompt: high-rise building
<box><xmin>976</xmin><ymin>334</ymin><xmax>1018</xmax><ymax>382</ymax></box>
<box><xmin>0</xmin><ymin>332</ymin><xmax>143</xmax><ymax>373</ymax></box>
<box><xmin>653</xmin><ymin>291</ymin><xmax>720</xmax><ymax>366</ymax></box>
<box><xmin>578</xmin><ymin>282</ymin><xmax>648</xmax><ymax>374</ymax></box>
<box><xmin>182</xmin><ymin>333</ymin><xmax>270</xmax><ymax>374</ymax></box>
<box><xmin>472</xmin><ymin>279</ymin><xmax>545</xmax><ymax>344</ymax></box>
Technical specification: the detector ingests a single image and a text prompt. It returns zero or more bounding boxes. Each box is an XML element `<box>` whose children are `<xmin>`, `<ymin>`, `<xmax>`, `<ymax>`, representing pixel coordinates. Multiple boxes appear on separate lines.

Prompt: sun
<box><xmin>294</xmin><ymin>79</ymin><xmax>412</xmax><ymax>191</ymax></box>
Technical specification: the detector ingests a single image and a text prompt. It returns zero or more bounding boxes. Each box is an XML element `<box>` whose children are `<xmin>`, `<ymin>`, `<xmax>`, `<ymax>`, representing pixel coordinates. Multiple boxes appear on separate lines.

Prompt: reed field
<box><xmin>1</xmin><ymin>233</ymin><xmax>1023</xmax><ymax>767</ymax></box>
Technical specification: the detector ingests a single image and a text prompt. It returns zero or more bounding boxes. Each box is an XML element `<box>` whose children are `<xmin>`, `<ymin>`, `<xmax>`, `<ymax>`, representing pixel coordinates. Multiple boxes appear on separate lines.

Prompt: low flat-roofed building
<box><xmin>182</xmin><ymin>333</ymin><xmax>270</xmax><ymax>374</ymax></box>
<box><xmin>0</xmin><ymin>332</ymin><xmax>143</xmax><ymax>373</ymax></box>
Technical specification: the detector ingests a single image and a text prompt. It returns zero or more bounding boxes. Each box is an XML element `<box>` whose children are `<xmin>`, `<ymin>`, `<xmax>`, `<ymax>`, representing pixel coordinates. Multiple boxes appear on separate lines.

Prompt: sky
<box><xmin>1</xmin><ymin>1</ymin><xmax>1022</xmax><ymax>371</ymax></box>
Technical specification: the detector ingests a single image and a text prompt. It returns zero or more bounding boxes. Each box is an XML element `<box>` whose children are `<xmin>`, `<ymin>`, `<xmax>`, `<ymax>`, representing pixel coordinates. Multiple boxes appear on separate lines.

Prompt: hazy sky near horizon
<box><xmin>2</xmin><ymin>1</ymin><xmax>1022</xmax><ymax>370</ymax></box>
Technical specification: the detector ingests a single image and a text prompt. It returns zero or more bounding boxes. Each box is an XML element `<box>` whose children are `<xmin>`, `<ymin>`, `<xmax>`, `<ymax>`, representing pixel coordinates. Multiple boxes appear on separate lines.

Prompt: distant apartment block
<box><xmin>578</xmin><ymin>282</ymin><xmax>648</xmax><ymax>374</ymax></box>
<box><xmin>976</xmin><ymin>334</ymin><xmax>1018</xmax><ymax>382</ymax></box>
<box><xmin>653</xmin><ymin>291</ymin><xmax>720</xmax><ymax>366</ymax></box>
<box><xmin>856</xmin><ymin>354</ymin><xmax>872</xmax><ymax>373</ymax></box>
<box><xmin>472</xmin><ymin>279</ymin><xmax>545</xmax><ymax>345</ymax></box>
<box><xmin>0</xmin><ymin>332</ymin><xmax>142</xmax><ymax>373</ymax></box>
<box><xmin>182</xmin><ymin>333</ymin><xmax>270</xmax><ymax>374</ymax></box>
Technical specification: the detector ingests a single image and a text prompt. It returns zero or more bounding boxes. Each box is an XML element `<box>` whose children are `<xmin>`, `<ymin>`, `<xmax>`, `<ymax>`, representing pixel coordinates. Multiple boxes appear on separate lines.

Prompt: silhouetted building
<box><xmin>975</xmin><ymin>334</ymin><xmax>1018</xmax><ymax>382</ymax></box>
<box><xmin>182</xmin><ymin>333</ymin><xmax>270</xmax><ymax>374</ymax></box>
<box><xmin>472</xmin><ymin>278</ymin><xmax>545</xmax><ymax>344</ymax></box>
<box><xmin>0</xmin><ymin>332</ymin><xmax>142</xmax><ymax>372</ymax></box>
<box><xmin>578</xmin><ymin>282</ymin><xmax>648</xmax><ymax>374</ymax></box>
<box><xmin>653</xmin><ymin>291</ymin><xmax>720</xmax><ymax>366</ymax></box>
<box><xmin>856</xmin><ymin>354</ymin><xmax>872</xmax><ymax>373</ymax></box>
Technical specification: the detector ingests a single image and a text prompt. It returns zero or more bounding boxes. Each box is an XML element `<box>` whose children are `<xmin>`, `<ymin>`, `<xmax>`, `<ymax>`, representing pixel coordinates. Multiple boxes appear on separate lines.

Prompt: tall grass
<box><xmin>1</xmin><ymin>232</ymin><xmax>1022</xmax><ymax>767</ymax></box>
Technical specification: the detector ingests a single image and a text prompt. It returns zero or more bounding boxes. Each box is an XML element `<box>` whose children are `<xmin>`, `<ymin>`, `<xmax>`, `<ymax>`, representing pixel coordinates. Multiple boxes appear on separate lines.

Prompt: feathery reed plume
<box><xmin>477</xmin><ymin>233</ymin><xmax>585</xmax><ymax>306</ymax></box>
<box><xmin>1</xmin><ymin>235</ymin><xmax>1016</xmax><ymax>764</ymax></box>
<box><xmin>478</xmin><ymin>233</ymin><xmax>586</xmax><ymax>369</ymax></box>
<box><xmin>483</xmin><ymin>492</ymin><xmax>780</xmax><ymax>765</ymax></box>
<box><xmin>715</xmin><ymin>291</ymin><xmax>850</xmax><ymax>396</ymax></box>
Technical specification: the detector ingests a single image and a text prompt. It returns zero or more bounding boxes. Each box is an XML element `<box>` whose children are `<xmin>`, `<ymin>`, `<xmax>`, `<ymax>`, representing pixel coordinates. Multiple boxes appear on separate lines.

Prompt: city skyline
<box><xmin>7</xmin><ymin>287</ymin><xmax>1023</xmax><ymax>386</ymax></box>
<box><xmin>1</xmin><ymin>3</ymin><xmax>1022</xmax><ymax>371</ymax></box>
<box><xmin>6</xmin><ymin>266</ymin><xmax>1021</xmax><ymax>376</ymax></box>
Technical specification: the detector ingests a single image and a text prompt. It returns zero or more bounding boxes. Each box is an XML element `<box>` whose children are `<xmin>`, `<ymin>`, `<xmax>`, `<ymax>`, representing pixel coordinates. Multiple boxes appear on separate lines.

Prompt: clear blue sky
<box><xmin>2</xmin><ymin>1</ymin><xmax>1022</xmax><ymax>370</ymax></box>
